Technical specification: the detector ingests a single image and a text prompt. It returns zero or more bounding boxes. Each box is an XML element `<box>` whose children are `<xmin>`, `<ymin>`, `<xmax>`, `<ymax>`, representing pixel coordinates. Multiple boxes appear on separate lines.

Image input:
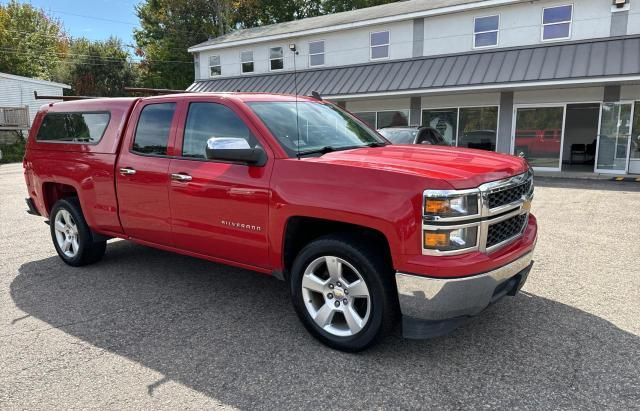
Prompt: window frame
<box><xmin>541</xmin><ymin>4</ymin><xmax>573</xmax><ymax>42</ymax></box>
<box><xmin>209</xmin><ymin>55</ymin><xmax>221</xmax><ymax>77</ymax></box>
<box><xmin>240</xmin><ymin>50</ymin><xmax>254</xmax><ymax>74</ymax></box>
<box><xmin>130</xmin><ymin>102</ymin><xmax>177</xmax><ymax>158</ymax></box>
<box><xmin>308</xmin><ymin>40</ymin><xmax>325</xmax><ymax>67</ymax></box>
<box><xmin>269</xmin><ymin>46</ymin><xmax>285</xmax><ymax>72</ymax></box>
<box><xmin>369</xmin><ymin>30</ymin><xmax>390</xmax><ymax>61</ymax></box>
<box><xmin>473</xmin><ymin>14</ymin><xmax>500</xmax><ymax>49</ymax></box>
<box><xmin>35</xmin><ymin>111</ymin><xmax>111</xmax><ymax>145</ymax></box>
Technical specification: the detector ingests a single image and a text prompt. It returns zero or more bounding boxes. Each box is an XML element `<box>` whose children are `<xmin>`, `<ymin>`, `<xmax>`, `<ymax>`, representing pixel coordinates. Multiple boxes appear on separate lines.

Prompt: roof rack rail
<box><xmin>34</xmin><ymin>91</ymin><xmax>96</xmax><ymax>101</ymax></box>
<box><xmin>124</xmin><ymin>87</ymin><xmax>189</xmax><ymax>95</ymax></box>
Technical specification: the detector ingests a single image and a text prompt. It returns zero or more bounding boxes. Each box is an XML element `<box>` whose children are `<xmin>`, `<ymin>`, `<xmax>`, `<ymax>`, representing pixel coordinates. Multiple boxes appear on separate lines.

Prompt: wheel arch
<box><xmin>281</xmin><ymin>216</ymin><xmax>394</xmax><ymax>281</ymax></box>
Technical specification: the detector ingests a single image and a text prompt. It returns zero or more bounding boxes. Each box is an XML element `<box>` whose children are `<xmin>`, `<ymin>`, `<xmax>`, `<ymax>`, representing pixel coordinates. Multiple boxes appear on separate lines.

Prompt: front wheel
<box><xmin>50</xmin><ymin>197</ymin><xmax>106</xmax><ymax>266</ymax></box>
<box><xmin>290</xmin><ymin>234</ymin><xmax>396</xmax><ymax>352</ymax></box>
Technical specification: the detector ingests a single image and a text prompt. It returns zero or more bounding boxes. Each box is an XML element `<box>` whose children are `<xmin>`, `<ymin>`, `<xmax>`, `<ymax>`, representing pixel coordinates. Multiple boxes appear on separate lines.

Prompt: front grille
<box><xmin>487</xmin><ymin>214</ymin><xmax>527</xmax><ymax>248</ymax></box>
<box><xmin>487</xmin><ymin>179</ymin><xmax>532</xmax><ymax>209</ymax></box>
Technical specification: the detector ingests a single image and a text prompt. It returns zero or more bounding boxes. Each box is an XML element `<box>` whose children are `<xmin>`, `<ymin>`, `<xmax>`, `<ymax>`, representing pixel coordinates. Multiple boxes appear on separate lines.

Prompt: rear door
<box><xmin>167</xmin><ymin>98</ymin><xmax>272</xmax><ymax>268</ymax></box>
<box><xmin>116</xmin><ymin>99</ymin><xmax>178</xmax><ymax>246</ymax></box>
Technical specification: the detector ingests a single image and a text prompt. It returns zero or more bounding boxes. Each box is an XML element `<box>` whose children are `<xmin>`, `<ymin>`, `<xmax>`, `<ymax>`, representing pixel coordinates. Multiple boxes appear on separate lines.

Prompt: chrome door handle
<box><xmin>171</xmin><ymin>173</ymin><xmax>192</xmax><ymax>182</ymax></box>
<box><xmin>119</xmin><ymin>167</ymin><xmax>136</xmax><ymax>176</ymax></box>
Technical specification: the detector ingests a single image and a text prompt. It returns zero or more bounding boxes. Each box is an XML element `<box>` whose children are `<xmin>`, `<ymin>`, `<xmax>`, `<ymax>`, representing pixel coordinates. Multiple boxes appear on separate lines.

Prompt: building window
<box><xmin>474</xmin><ymin>15</ymin><xmax>499</xmax><ymax>48</ymax></box>
<box><xmin>542</xmin><ymin>4</ymin><xmax>572</xmax><ymax>41</ymax></box>
<box><xmin>353</xmin><ymin>110</ymin><xmax>409</xmax><ymax>129</ymax></box>
<box><xmin>422</xmin><ymin>106</ymin><xmax>498</xmax><ymax>151</ymax></box>
<box><xmin>269</xmin><ymin>47</ymin><xmax>284</xmax><ymax>71</ymax></box>
<box><xmin>209</xmin><ymin>55</ymin><xmax>221</xmax><ymax>77</ymax></box>
<box><xmin>370</xmin><ymin>31</ymin><xmax>390</xmax><ymax>60</ymax></box>
<box><xmin>308</xmin><ymin>40</ymin><xmax>325</xmax><ymax>67</ymax></box>
<box><xmin>240</xmin><ymin>51</ymin><xmax>254</xmax><ymax>73</ymax></box>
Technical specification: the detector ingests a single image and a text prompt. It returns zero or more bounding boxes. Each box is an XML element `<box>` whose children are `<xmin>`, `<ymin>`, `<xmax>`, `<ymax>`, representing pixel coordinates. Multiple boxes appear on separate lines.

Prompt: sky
<box><xmin>8</xmin><ymin>0</ymin><xmax>140</xmax><ymax>48</ymax></box>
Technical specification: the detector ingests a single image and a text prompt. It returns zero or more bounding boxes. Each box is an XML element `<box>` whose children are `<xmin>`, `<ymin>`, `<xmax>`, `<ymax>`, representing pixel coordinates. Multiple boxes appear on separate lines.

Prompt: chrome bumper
<box><xmin>395</xmin><ymin>252</ymin><xmax>533</xmax><ymax>324</ymax></box>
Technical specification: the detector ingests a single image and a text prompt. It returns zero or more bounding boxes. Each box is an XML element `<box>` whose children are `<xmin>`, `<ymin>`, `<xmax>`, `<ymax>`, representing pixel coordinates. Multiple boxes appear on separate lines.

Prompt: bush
<box><xmin>0</xmin><ymin>135</ymin><xmax>26</xmax><ymax>164</ymax></box>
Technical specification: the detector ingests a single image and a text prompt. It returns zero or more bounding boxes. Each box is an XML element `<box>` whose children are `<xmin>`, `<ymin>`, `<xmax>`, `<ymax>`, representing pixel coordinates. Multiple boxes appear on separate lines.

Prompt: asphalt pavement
<box><xmin>1</xmin><ymin>162</ymin><xmax>639</xmax><ymax>410</ymax></box>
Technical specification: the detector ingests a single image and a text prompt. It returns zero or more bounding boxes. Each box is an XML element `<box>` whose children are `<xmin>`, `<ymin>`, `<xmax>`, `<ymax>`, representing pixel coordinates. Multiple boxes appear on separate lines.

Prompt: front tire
<box><xmin>290</xmin><ymin>234</ymin><xmax>396</xmax><ymax>352</ymax></box>
<box><xmin>50</xmin><ymin>197</ymin><xmax>106</xmax><ymax>266</ymax></box>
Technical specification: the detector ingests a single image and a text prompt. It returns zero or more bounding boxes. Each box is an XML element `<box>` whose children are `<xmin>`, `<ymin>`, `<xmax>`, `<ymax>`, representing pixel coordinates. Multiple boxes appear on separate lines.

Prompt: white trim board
<box><xmin>324</xmin><ymin>76</ymin><xmax>640</xmax><ymax>100</ymax></box>
<box><xmin>0</xmin><ymin>72</ymin><xmax>70</xmax><ymax>89</ymax></box>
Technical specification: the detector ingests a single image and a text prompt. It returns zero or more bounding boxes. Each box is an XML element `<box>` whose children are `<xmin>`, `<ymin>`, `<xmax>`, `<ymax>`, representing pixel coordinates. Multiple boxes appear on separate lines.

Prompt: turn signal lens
<box><xmin>425</xmin><ymin>199</ymin><xmax>449</xmax><ymax>214</ymax></box>
<box><xmin>424</xmin><ymin>232</ymin><xmax>448</xmax><ymax>248</ymax></box>
<box><xmin>423</xmin><ymin>227</ymin><xmax>478</xmax><ymax>252</ymax></box>
<box><xmin>424</xmin><ymin>194</ymin><xmax>478</xmax><ymax>217</ymax></box>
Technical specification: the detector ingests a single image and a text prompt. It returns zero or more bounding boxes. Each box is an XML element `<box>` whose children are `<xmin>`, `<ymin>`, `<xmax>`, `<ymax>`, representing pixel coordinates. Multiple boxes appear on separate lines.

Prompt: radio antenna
<box><xmin>289</xmin><ymin>43</ymin><xmax>301</xmax><ymax>159</ymax></box>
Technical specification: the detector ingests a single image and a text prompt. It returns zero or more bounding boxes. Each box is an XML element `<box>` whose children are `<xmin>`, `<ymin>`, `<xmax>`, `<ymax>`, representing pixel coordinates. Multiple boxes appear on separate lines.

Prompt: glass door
<box><xmin>629</xmin><ymin>102</ymin><xmax>640</xmax><ymax>175</ymax></box>
<box><xmin>513</xmin><ymin>105</ymin><xmax>565</xmax><ymax>171</ymax></box>
<box><xmin>596</xmin><ymin>102</ymin><xmax>633</xmax><ymax>174</ymax></box>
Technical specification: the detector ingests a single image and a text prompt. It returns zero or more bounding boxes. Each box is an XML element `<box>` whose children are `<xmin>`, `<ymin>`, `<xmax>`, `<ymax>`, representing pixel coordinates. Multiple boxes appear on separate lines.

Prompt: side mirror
<box><xmin>205</xmin><ymin>137</ymin><xmax>267</xmax><ymax>166</ymax></box>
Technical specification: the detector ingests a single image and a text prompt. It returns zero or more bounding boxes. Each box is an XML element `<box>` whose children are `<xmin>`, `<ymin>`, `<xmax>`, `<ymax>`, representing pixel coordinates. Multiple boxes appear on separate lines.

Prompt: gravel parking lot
<box><xmin>1</xmin><ymin>162</ymin><xmax>639</xmax><ymax>410</ymax></box>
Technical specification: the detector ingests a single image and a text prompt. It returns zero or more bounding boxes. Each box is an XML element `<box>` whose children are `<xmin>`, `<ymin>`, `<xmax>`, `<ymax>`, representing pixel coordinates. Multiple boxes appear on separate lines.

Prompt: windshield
<box><xmin>248</xmin><ymin>101</ymin><xmax>386</xmax><ymax>157</ymax></box>
<box><xmin>378</xmin><ymin>129</ymin><xmax>417</xmax><ymax>144</ymax></box>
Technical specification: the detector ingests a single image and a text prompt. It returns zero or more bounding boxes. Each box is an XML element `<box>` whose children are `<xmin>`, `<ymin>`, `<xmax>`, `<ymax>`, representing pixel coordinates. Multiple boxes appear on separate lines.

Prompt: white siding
<box><xmin>421</xmin><ymin>92</ymin><xmax>500</xmax><ymax>108</ymax></box>
<box><xmin>628</xmin><ymin>0</ymin><xmax>640</xmax><ymax>35</ymax></box>
<box><xmin>197</xmin><ymin>21</ymin><xmax>413</xmax><ymax>79</ymax></box>
<box><xmin>423</xmin><ymin>0</ymin><xmax>612</xmax><ymax>56</ymax></box>
<box><xmin>514</xmin><ymin>87</ymin><xmax>604</xmax><ymax>104</ymax></box>
<box><xmin>0</xmin><ymin>76</ymin><xmax>65</xmax><ymax>127</ymax></box>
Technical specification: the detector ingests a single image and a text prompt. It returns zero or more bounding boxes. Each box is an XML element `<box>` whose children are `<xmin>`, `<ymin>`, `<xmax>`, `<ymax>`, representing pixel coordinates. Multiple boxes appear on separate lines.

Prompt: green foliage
<box><xmin>59</xmin><ymin>37</ymin><xmax>137</xmax><ymax>97</ymax></box>
<box><xmin>0</xmin><ymin>0</ymin><xmax>69</xmax><ymax>81</ymax></box>
<box><xmin>134</xmin><ymin>0</ymin><xmax>224</xmax><ymax>90</ymax></box>
<box><xmin>0</xmin><ymin>133</ymin><xmax>26</xmax><ymax>164</ymax></box>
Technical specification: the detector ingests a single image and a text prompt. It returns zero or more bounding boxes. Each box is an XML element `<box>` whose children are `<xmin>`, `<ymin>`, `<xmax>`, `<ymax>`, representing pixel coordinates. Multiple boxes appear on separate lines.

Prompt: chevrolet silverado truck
<box><xmin>23</xmin><ymin>93</ymin><xmax>537</xmax><ymax>352</ymax></box>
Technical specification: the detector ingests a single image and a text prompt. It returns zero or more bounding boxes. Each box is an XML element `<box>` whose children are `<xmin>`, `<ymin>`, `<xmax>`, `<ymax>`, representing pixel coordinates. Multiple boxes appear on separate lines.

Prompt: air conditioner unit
<box><xmin>613</xmin><ymin>0</ymin><xmax>628</xmax><ymax>8</ymax></box>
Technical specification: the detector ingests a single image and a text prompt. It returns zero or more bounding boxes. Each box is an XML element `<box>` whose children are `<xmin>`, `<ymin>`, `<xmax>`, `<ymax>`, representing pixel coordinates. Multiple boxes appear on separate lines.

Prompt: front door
<box><xmin>116</xmin><ymin>101</ymin><xmax>177</xmax><ymax>246</ymax></box>
<box><xmin>595</xmin><ymin>102</ymin><xmax>634</xmax><ymax>174</ymax></box>
<box><xmin>168</xmin><ymin>100</ymin><xmax>272</xmax><ymax>268</ymax></box>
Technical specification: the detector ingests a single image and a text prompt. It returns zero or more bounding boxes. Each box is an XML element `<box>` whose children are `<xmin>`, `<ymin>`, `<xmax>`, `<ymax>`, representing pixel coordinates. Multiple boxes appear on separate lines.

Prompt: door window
<box><xmin>131</xmin><ymin>103</ymin><xmax>176</xmax><ymax>156</ymax></box>
<box><xmin>182</xmin><ymin>102</ymin><xmax>255</xmax><ymax>159</ymax></box>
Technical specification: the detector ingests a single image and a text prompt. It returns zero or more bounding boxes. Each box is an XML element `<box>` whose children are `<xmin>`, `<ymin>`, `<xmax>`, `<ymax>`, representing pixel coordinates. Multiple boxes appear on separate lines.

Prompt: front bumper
<box><xmin>395</xmin><ymin>251</ymin><xmax>533</xmax><ymax>338</ymax></box>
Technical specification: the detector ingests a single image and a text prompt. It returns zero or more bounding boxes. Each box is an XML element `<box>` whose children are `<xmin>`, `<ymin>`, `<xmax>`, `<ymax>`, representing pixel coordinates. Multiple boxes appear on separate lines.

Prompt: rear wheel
<box><xmin>290</xmin><ymin>234</ymin><xmax>396</xmax><ymax>352</ymax></box>
<box><xmin>50</xmin><ymin>198</ymin><xmax>106</xmax><ymax>266</ymax></box>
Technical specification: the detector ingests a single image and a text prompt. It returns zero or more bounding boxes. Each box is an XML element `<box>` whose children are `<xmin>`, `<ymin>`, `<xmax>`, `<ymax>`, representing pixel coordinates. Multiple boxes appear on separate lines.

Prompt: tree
<box><xmin>134</xmin><ymin>0</ymin><xmax>225</xmax><ymax>90</ymax></box>
<box><xmin>0</xmin><ymin>0</ymin><xmax>69</xmax><ymax>80</ymax></box>
<box><xmin>59</xmin><ymin>37</ymin><xmax>137</xmax><ymax>97</ymax></box>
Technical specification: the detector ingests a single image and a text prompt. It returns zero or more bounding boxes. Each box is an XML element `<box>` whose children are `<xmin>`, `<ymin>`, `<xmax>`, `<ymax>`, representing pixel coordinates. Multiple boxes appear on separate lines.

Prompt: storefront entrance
<box><xmin>513</xmin><ymin>101</ymin><xmax>639</xmax><ymax>175</ymax></box>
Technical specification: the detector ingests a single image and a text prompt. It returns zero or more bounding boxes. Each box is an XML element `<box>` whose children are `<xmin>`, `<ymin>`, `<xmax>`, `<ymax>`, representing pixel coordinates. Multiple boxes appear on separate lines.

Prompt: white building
<box><xmin>0</xmin><ymin>72</ymin><xmax>70</xmax><ymax>130</ymax></box>
<box><xmin>188</xmin><ymin>0</ymin><xmax>640</xmax><ymax>175</ymax></box>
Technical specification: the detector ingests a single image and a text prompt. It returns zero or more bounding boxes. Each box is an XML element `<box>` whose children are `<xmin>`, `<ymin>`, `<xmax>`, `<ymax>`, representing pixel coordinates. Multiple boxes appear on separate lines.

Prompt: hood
<box><xmin>306</xmin><ymin>145</ymin><xmax>528</xmax><ymax>189</ymax></box>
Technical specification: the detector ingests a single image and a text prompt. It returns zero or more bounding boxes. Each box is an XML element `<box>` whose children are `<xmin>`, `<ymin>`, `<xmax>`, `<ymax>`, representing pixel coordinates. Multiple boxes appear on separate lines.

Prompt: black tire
<box><xmin>290</xmin><ymin>233</ymin><xmax>397</xmax><ymax>352</ymax></box>
<box><xmin>49</xmin><ymin>197</ymin><xmax>107</xmax><ymax>267</ymax></box>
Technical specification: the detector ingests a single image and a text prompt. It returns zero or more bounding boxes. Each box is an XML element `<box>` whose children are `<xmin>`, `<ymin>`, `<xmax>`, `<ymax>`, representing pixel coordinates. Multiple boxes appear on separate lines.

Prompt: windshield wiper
<box><xmin>297</xmin><ymin>146</ymin><xmax>338</xmax><ymax>157</ymax></box>
<box><xmin>297</xmin><ymin>142</ymin><xmax>385</xmax><ymax>157</ymax></box>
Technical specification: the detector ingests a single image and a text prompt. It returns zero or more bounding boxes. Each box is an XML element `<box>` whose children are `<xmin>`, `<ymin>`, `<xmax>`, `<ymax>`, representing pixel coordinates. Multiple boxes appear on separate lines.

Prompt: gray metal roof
<box><xmin>189</xmin><ymin>0</ymin><xmax>524</xmax><ymax>50</ymax></box>
<box><xmin>187</xmin><ymin>36</ymin><xmax>640</xmax><ymax>96</ymax></box>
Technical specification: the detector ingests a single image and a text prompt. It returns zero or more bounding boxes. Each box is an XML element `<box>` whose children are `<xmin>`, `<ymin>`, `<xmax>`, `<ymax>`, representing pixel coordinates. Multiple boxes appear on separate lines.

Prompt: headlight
<box><xmin>423</xmin><ymin>226</ymin><xmax>478</xmax><ymax>252</ymax></box>
<box><xmin>424</xmin><ymin>193</ymin><xmax>479</xmax><ymax>218</ymax></box>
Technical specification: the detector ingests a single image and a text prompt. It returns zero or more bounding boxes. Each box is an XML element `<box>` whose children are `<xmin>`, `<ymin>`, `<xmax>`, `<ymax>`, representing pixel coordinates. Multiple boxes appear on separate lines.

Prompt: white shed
<box><xmin>0</xmin><ymin>72</ymin><xmax>70</xmax><ymax>129</ymax></box>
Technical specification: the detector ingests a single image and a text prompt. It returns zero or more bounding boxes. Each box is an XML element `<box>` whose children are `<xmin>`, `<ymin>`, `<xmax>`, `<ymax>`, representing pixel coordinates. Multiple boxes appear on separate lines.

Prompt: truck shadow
<box><xmin>11</xmin><ymin>240</ymin><xmax>640</xmax><ymax>408</ymax></box>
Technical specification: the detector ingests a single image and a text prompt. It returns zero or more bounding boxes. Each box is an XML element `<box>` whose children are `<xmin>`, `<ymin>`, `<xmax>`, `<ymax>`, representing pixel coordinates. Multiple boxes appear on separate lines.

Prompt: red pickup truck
<box><xmin>23</xmin><ymin>93</ymin><xmax>537</xmax><ymax>352</ymax></box>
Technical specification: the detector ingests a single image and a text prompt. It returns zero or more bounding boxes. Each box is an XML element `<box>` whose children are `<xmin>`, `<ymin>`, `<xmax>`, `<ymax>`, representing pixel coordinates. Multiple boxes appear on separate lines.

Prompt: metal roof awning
<box><xmin>187</xmin><ymin>35</ymin><xmax>640</xmax><ymax>98</ymax></box>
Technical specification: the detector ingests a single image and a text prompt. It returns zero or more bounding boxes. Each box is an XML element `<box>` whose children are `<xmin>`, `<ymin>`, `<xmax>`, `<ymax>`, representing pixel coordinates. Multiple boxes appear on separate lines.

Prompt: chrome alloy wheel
<box><xmin>301</xmin><ymin>256</ymin><xmax>371</xmax><ymax>337</ymax></box>
<box><xmin>54</xmin><ymin>209</ymin><xmax>79</xmax><ymax>258</ymax></box>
